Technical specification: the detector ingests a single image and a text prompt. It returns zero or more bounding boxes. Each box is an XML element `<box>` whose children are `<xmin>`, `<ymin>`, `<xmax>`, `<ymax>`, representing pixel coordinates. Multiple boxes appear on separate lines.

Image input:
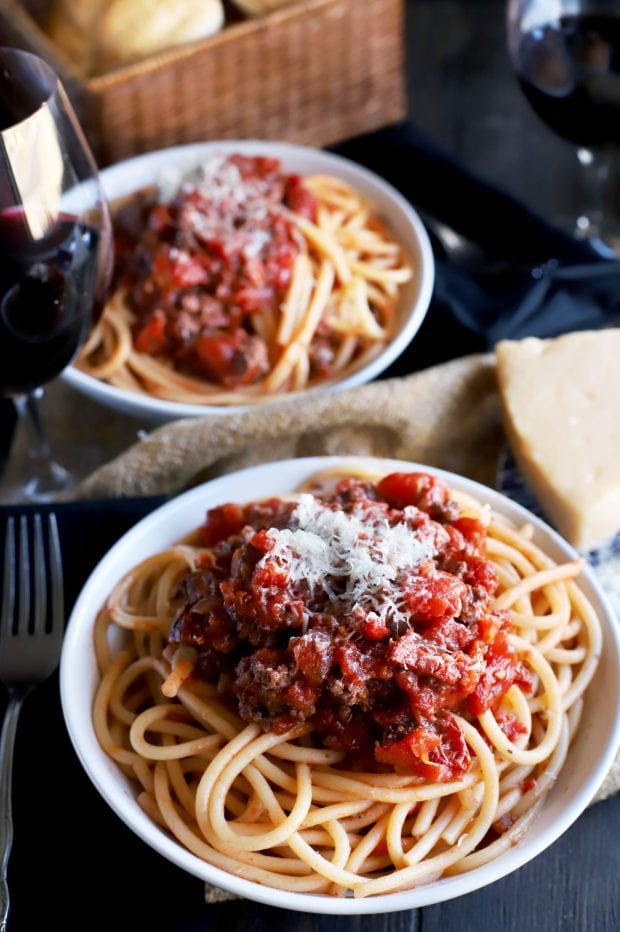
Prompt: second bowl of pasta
<box><xmin>62</xmin><ymin>141</ymin><xmax>434</xmax><ymax>421</ymax></box>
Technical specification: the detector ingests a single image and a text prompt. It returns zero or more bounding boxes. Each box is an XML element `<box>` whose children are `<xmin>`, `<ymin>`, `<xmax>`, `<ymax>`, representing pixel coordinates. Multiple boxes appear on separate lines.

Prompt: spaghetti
<box><xmin>92</xmin><ymin>468</ymin><xmax>601</xmax><ymax>896</ymax></box>
<box><xmin>77</xmin><ymin>155</ymin><xmax>413</xmax><ymax>405</ymax></box>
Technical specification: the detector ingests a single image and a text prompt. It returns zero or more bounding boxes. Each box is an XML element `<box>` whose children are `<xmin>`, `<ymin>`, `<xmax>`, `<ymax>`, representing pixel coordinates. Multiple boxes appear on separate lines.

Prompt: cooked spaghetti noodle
<box><xmin>92</xmin><ymin>468</ymin><xmax>600</xmax><ymax>896</ymax></box>
<box><xmin>77</xmin><ymin>157</ymin><xmax>413</xmax><ymax>405</ymax></box>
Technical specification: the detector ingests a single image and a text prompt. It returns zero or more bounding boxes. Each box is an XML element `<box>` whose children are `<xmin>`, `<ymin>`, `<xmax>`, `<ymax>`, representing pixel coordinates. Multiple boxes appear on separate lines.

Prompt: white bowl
<box><xmin>60</xmin><ymin>456</ymin><xmax>620</xmax><ymax>914</ymax></box>
<box><xmin>62</xmin><ymin>141</ymin><xmax>435</xmax><ymax>423</ymax></box>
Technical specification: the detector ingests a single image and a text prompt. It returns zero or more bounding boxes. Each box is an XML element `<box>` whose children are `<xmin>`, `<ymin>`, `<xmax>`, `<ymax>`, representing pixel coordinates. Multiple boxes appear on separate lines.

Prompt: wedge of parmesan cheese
<box><xmin>495</xmin><ymin>330</ymin><xmax>620</xmax><ymax>551</ymax></box>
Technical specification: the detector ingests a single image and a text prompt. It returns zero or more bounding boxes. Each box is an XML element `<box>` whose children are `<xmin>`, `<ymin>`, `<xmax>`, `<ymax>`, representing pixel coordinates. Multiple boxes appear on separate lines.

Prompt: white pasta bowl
<box><xmin>62</xmin><ymin>141</ymin><xmax>435</xmax><ymax>423</ymax></box>
<box><xmin>60</xmin><ymin>456</ymin><xmax>620</xmax><ymax>914</ymax></box>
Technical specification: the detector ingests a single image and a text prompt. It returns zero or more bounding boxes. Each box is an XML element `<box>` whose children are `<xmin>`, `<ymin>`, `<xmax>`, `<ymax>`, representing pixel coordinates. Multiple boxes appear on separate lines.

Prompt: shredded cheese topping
<box><xmin>179</xmin><ymin>156</ymin><xmax>282</xmax><ymax>260</ymax></box>
<box><xmin>260</xmin><ymin>493</ymin><xmax>435</xmax><ymax>625</ymax></box>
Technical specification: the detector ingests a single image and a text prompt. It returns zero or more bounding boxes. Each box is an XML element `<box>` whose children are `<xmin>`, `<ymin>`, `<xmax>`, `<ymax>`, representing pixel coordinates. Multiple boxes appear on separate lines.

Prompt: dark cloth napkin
<box><xmin>333</xmin><ymin>121</ymin><xmax>620</xmax><ymax>372</ymax></box>
<box><xmin>0</xmin><ymin>499</ymin><xmax>226</xmax><ymax>932</ymax></box>
<box><xmin>0</xmin><ymin>497</ymin><xmax>166</xmax><ymax>612</ymax></box>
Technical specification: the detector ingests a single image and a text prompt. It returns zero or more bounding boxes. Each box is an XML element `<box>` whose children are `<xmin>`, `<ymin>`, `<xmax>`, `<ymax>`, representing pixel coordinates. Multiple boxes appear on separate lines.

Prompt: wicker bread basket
<box><xmin>0</xmin><ymin>0</ymin><xmax>406</xmax><ymax>165</ymax></box>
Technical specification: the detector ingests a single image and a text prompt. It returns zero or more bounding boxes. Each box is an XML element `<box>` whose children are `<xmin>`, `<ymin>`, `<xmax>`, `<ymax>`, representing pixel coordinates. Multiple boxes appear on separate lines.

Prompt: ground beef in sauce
<box><xmin>169</xmin><ymin>473</ymin><xmax>530</xmax><ymax>781</ymax></box>
<box><xmin>112</xmin><ymin>155</ymin><xmax>318</xmax><ymax>388</ymax></box>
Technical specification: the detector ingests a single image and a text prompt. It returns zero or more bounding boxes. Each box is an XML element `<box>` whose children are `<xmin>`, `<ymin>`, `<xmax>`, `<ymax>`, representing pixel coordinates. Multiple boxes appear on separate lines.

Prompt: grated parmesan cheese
<box><xmin>260</xmin><ymin>493</ymin><xmax>435</xmax><ymax>626</ymax></box>
<box><xmin>496</xmin><ymin>331</ymin><xmax>620</xmax><ymax>550</ymax></box>
<box><xmin>158</xmin><ymin>154</ymin><xmax>288</xmax><ymax>262</ymax></box>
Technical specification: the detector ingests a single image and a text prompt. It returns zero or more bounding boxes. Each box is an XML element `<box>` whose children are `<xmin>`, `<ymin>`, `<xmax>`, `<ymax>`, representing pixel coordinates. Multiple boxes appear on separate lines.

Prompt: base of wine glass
<box><xmin>0</xmin><ymin>388</ymin><xmax>76</xmax><ymax>504</ymax></box>
<box><xmin>574</xmin><ymin>215</ymin><xmax>619</xmax><ymax>258</ymax></box>
<box><xmin>573</xmin><ymin>147</ymin><xmax>620</xmax><ymax>257</ymax></box>
<box><xmin>21</xmin><ymin>458</ymin><xmax>74</xmax><ymax>502</ymax></box>
<box><xmin>0</xmin><ymin>457</ymin><xmax>74</xmax><ymax>505</ymax></box>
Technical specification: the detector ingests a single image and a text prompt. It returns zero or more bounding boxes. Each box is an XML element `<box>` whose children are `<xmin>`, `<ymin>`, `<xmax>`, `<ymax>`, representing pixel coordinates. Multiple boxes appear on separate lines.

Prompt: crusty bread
<box><xmin>46</xmin><ymin>0</ymin><xmax>107</xmax><ymax>74</ymax></box>
<box><xmin>496</xmin><ymin>330</ymin><xmax>620</xmax><ymax>551</ymax></box>
<box><xmin>98</xmin><ymin>0</ymin><xmax>225</xmax><ymax>73</ymax></box>
<box><xmin>46</xmin><ymin>0</ymin><xmax>225</xmax><ymax>76</ymax></box>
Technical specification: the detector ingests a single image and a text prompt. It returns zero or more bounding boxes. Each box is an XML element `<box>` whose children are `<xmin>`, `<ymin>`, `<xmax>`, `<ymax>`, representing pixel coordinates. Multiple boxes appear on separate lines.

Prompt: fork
<box><xmin>0</xmin><ymin>514</ymin><xmax>64</xmax><ymax>932</ymax></box>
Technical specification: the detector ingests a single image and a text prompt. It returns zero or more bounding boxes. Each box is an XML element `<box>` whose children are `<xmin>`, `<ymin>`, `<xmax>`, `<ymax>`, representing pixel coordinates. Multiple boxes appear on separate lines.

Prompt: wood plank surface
<box><xmin>200</xmin><ymin>903</ymin><xmax>421</xmax><ymax>932</ymax></box>
<box><xmin>421</xmin><ymin>792</ymin><xmax>620</xmax><ymax>932</ymax></box>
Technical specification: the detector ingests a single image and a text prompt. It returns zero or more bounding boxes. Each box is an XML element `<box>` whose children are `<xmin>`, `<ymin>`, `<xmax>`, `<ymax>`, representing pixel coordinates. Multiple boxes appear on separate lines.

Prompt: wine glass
<box><xmin>507</xmin><ymin>0</ymin><xmax>620</xmax><ymax>251</ymax></box>
<box><xmin>0</xmin><ymin>47</ymin><xmax>111</xmax><ymax>501</ymax></box>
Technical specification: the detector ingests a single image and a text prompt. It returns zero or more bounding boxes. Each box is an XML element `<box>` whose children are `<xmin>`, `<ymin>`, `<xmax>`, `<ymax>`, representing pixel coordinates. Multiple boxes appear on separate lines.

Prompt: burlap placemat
<box><xmin>73</xmin><ymin>353</ymin><xmax>503</xmax><ymax>499</ymax></box>
<box><xmin>70</xmin><ymin>352</ymin><xmax>619</xmax><ymax>901</ymax></box>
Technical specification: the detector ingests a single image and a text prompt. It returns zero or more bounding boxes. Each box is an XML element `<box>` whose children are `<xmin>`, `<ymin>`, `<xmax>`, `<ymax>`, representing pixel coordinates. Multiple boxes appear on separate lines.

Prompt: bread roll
<box><xmin>98</xmin><ymin>0</ymin><xmax>225</xmax><ymax>73</ymax></box>
<box><xmin>46</xmin><ymin>0</ymin><xmax>225</xmax><ymax>76</ymax></box>
<box><xmin>46</xmin><ymin>0</ymin><xmax>107</xmax><ymax>75</ymax></box>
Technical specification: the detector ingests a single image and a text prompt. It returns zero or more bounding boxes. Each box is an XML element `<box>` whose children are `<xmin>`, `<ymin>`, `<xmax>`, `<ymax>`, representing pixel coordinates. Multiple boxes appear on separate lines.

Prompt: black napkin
<box><xmin>0</xmin><ymin>496</ymin><xmax>166</xmax><ymax>611</ymax></box>
<box><xmin>0</xmin><ymin>497</ymin><xmax>229</xmax><ymax>932</ymax></box>
<box><xmin>333</xmin><ymin>121</ymin><xmax>620</xmax><ymax>372</ymax></box>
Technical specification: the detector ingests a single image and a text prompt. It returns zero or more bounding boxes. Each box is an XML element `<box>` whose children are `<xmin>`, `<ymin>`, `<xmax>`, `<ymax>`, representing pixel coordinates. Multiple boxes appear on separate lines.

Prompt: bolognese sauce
<box><xmin>111</xmin><ymin>155</ymin><xmax>317</xmax><ymax>388</ymax></box>
<box><xmin>170</xmin><ymin>472</ymin><xmax>531</xmax><ymax>782</ymax></box>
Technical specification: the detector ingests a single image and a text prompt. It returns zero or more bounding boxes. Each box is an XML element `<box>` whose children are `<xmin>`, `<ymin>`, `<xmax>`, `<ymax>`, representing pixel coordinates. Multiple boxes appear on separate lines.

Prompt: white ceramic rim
<box><xmin>60</xmin><ymin>456</ymin><xmax>620</xmax><ymax>914</ymax></box>
<box><xmin>62</xmin><ymin>140</ymin><xmax>435</xmax><ymax>421</ymax></box>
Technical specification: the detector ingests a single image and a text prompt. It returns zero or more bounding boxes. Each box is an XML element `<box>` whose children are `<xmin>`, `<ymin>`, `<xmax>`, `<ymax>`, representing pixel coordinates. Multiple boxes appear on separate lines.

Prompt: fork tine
<box><xmin>17</xmin><ymin>516</ymin><xmax>31</xmax><ymax>637</ymax></box>
<box><xmin>47</xmin><ymin>513</ymin><xmax>64</xmax><ymax>642</ymax></box>
<box><xmin>1</xmin><ymin>517</ymin><xmax>15</xmax><ymax>639</ymax></box>
<box><xmin>32</xmin><ymin>514</ymin><xmax>46</xmax><ymax>634</ymax></box>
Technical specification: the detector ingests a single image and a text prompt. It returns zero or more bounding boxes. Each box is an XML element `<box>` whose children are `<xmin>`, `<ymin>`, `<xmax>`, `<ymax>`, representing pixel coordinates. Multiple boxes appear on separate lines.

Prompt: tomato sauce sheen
<box><xmin>171</xmin><ymin>473</ymin><xmax>530</xmax><ymax>781</ymax></box>
<box><xmin>112</xmin><ymin>154</ymin><xmax>317</xmax><ymax>388</ymax></box>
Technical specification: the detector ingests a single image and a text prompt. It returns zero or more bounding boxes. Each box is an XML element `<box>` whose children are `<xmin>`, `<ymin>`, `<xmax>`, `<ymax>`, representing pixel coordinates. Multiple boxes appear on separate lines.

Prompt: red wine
<box><xmin>0</xmin><ymin>210</ymin><xmax>100</xmax><ymax>394</ymax></box>
<box><xmin>515</xmin><ymin>13</ymin><xmax>620</xmax><ymax>148</ymax></box>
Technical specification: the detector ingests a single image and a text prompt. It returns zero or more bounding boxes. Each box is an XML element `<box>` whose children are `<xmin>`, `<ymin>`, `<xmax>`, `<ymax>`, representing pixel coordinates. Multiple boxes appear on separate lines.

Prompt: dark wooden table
<box><xmin>2</xmin><ymin>2</ymin><xmax>620</xmax><ymax>930</ymax></box>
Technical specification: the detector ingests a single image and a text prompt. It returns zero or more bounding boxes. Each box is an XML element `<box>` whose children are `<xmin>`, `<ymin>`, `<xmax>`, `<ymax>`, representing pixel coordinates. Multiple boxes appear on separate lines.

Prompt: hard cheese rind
<box><xmin>495</xmin><ymin>330</ymin><xmax>620</xmax><ymax>552</ymax></box>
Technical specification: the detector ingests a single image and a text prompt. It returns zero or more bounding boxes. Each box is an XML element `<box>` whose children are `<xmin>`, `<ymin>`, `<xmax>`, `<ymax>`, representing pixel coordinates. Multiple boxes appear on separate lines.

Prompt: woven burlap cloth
<box><xmin>71</xmin><ymin>353</ymin><xmax>619</xmax><ymax>902</ymax></box>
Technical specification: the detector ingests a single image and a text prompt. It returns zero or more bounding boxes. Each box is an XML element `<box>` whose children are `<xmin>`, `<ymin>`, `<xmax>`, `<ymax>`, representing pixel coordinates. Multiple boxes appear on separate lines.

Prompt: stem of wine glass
<box><xmin>575</xmin><ymin>146</ymin><xmax>618</xmax><ymax>255</ymax></box>
<box><xmin>13</xmin><ymin>389</ymin><xmax>72</xmax><ymax>501</ymax></box>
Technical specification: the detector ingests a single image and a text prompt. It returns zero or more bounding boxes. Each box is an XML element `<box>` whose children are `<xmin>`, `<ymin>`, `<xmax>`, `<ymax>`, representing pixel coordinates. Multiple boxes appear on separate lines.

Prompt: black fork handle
<box><xmin>0</xmin><ymin>691</ymin><xmax>26</xmax><ymax>932</ymax></box>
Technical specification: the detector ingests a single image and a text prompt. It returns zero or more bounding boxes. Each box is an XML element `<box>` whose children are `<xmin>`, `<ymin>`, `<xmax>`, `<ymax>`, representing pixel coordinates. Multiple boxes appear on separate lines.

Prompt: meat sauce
<box><xmin>112</xmin><ymin>155</ymin><xmax>317</xmax><ymax>388</ymax></box>
<box><xmin>170</xmin><ymin>473</ymin><xmax>530</xmax><ymax>781</ymax></box>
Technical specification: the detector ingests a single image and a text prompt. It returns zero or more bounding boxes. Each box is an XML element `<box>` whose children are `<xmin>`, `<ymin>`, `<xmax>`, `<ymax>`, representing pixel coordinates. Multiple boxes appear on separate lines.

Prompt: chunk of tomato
<box><xmin>153</xmin><ymin>248</ymin><xmax>207</xmax><ymax>290</ymax></box>
<box><xmin>465</xmin><ymin>633</ymin><xmax>520</xmax><ymax>716</ymax></box>
<box><xmin>361</xmin><ymin>616</ymin><xmax>391</xmax><ymax>640</ymax></box>
<box><xmin>403</xmin><ymin>569</ymin><xmax>467</xmax><ymax>622</ymax></box>
<box><xmin>377</xmin><ymin>472</ymin><xmax>451</xmax><ymax>512</ymax></box>
<box><xmin>200</xmin><ymin>503</ymin><xmax>246</xmax><ymax>547</ymax></box>
<box><xmin>375</xmin><ymin>715</ymin><xmax>470</xmax><ymax>781</ymax></box>
<box><xmin>134</xmin><ymin>313</ymin><xmax>167</xmax><ymax>355</ymax></box>
<box><xmin>453</xmin><ymin>515</ymin><xmax>487</xmax><ymax>549</ymax></box>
